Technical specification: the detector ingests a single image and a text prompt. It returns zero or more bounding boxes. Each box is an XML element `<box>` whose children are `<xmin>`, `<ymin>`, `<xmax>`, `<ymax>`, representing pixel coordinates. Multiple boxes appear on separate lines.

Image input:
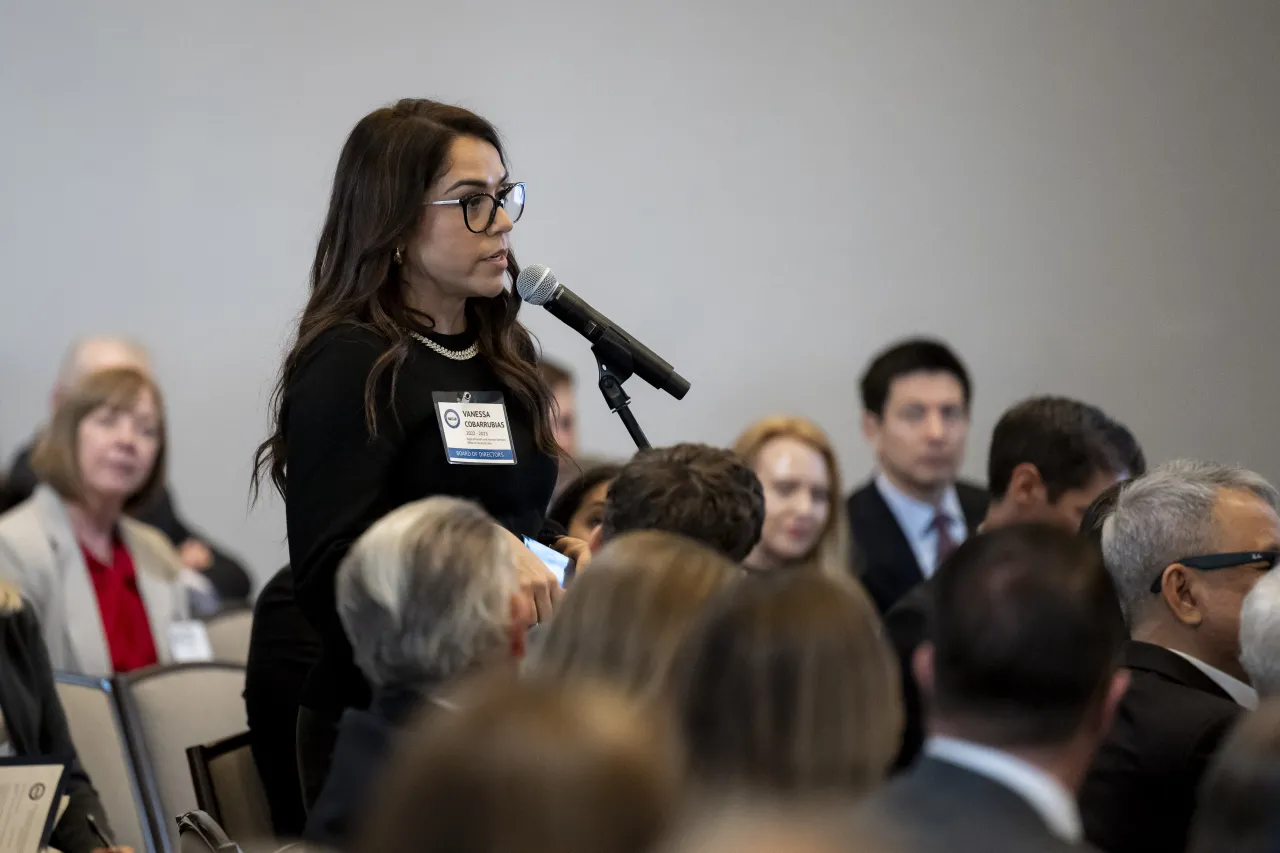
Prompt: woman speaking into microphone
<box><xmin>253</xmin><ymin>99</ymin><xmax>576</xmax><ymax>804</ymax></box>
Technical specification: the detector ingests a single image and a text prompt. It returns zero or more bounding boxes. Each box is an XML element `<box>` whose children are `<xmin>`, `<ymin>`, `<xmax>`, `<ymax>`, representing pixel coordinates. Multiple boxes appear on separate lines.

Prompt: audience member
<box><xmin>853</xmin><ymin>524</ymin><xmax>1129</xmax><ymax>852</ymax></box>
<box><xmin>846</xmin><ymin>339</ymin><xmax>988</xmax><ymax>614</ymax></box>
<box><xmin>0</xmin><ymin>367</ymin><xmax>193</xmax><ymax>676</ymax></box>
<box><xmin>4</xmin><ymin>337</ymin><xmax>251</xmax><ymax>604</ymax></box>
<box><xmin>546</xmin><ymin>463</ymin><xmax>622</xmax><ymax>547</ymax></box>
<box><xmin>305</xmin><ymin>496</ymin><xmax>528</xmax><ymax>849</ymax></box>
<box><xmin>1078</xmin><ymin>481</ymin><xmax>1126</xmax><ymax>550</ymax></box>
<box><xmin>540</xmin><ymin>359</ymin><xmax>580</xmax><ymax>491</ymax></box>
<box><xmin>1080</xmin><ymin>460</ymin><xmax>1279</xmax><ymax>853</ymax></box>
<box><xmin>660</xmin><ymin>803</ymin><xmax>892</xmax><ymax>853</ymax></box>
<box><xmin>732</xmin><ymin>416</ymin><xmax>852</xmax><ymax>578</ymax></box>
<box><xmin>886</xmin><ymin>395</ymin><xmax>1128</xmax><ymax>770</ymax></box>
<box><xmin>671</xmin><ymin>571</ymin><xmax>901</xmax><ymax>798</ymax></box>
<box><xmin>243</xmin><ymin>564</ymin><xmax>322</xmax><ymax>838</ymax></box>
<box><xmin>596</xmin><ymin>443</ymin><xmax>765</xmax><ymax>561</ymax></box>
<box><xmin>0</xmin><ymin>580</ymin><xmax>124</xmax><ymax>853</ymax></box>
<box><xmin>1186</xmin><ymin>699</ymin><xmax>1280</xmax><ymax>853</ymax></box>
<box><xmin>1240</xmin><ymin>568</ymin><xmax>1280</xmax><ymax>698</ymax></box>
<box><xmin>527</xmin><ymin>531</ymin><xmax>740</xmax><ymax>698</ymax></box>
<box><xmin>356</xmin><ymin>678</ymin><xmax>682</xmax><ymax>853</ymax></box>
<box><xmin>980</xmin><ymin>397</ymin><xmax>1126</xmax><ymax>532</ymax></box>
<box><xmin>1104</xmin><ymin>417</ymin><xmax>1147</xmax><ymax>479</ymax></box>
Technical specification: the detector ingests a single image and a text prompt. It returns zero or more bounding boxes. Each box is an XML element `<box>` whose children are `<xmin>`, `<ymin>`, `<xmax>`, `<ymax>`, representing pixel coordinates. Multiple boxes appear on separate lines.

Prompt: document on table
<box><xmin>0</xmin><ymin>759</ymin><xmax>68</xmax><ymax>853</ymax></box>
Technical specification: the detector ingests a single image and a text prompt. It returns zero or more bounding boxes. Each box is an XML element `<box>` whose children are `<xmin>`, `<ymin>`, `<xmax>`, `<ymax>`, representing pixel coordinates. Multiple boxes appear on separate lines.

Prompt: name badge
<box><xmin>433</xmin><ymin>391</ymin><xmax>517</xmax><ymax>465</ymax></box>
<box><xmin>167</xmin><ymin>620</ymin><xmax>214</xmax><ymax>663</ymax></box>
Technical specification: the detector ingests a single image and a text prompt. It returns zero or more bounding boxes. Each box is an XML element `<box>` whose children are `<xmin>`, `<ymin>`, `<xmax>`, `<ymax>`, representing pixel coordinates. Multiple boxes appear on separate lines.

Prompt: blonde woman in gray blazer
<box><xmin>0</xmin><ymin>367</ymin><xmax>190</xmax><ymax>677</ymax></box>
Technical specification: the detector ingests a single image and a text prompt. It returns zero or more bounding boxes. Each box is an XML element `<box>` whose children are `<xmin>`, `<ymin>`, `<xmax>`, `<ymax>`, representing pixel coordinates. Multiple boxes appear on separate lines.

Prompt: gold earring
<box><xmin>394</xmin><ymin>246</ymin><xmax>403</xmax><ymax>265</ymax></box>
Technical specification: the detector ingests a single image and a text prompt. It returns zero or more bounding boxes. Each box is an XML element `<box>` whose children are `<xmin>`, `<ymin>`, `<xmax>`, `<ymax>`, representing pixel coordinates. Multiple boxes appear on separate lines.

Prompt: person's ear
<box><xmin>588</xmin><ymin>525</ymin><xmax>604</xmax><ymax>556</ymax></box>
<box><xmin>507</xmin><ymin>593</ymin><xmax>529</xmax><ymax>659</ymax></box>
<box><xmin>862</xmin><ymin>411</ymin><xmax>882</xmax><ymax>444</ymax></box>
<box><xmin>1008</xmin><ymin>463</ymin><xmax>1048</xmax><ymax>509</ymax></box>
<box><xmin>1159</xmin><ymin>564</ymin><xmax>1203</xmax><ymax>626</ymax></box>
<box><xmin>912</xmin><ymin>642</ymin><xmax>936</xmax><ymax>698</ymax></box>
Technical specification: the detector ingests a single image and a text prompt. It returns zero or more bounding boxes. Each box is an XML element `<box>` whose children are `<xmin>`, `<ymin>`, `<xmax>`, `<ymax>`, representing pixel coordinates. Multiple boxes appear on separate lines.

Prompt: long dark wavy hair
<box><xmin>253</xmin><ymin>99</ymin><xmax>556</xmax><ymax>500</ymax></box>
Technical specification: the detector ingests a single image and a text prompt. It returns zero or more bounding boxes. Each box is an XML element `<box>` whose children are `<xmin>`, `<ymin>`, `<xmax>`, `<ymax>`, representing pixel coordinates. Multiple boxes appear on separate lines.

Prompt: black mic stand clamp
<box><xmin>591</xmin><ymin>327</ymin><xmax>651</xmax><ymax>450</ymax></box>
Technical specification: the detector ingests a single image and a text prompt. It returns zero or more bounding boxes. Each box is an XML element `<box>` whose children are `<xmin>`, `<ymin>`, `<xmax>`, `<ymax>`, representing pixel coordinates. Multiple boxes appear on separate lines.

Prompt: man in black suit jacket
<box><xmin>1080</xmin><ymin>460</ymin><xmax>1279</xmax><ymax>853</ymax></box>
<box><xmin>886</xmin><ymin>397</ymin><xmax>1132</xmax><ymax>769</ymax></box>
<box><xmin>845</xmin><ymin>339</ymin><xmax>988</xmax><ymax>614</ymax></box>
<box><xmin>852</xmin><ymin>524</ymin><xmax>1129</xmax><ymax>852</ymax></box>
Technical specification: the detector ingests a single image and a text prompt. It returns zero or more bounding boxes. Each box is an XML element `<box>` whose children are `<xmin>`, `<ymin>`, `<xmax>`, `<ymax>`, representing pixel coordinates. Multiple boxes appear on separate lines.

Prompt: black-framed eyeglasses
<box><xmin>427</xmin><ymin>182</ymin><xmax>525</xmax><ymax>233</ymax></box>
<box><xmin>1149</xmin><ymin>550</ymin><xmax>1280</xmax><ymax>593</ymax></box>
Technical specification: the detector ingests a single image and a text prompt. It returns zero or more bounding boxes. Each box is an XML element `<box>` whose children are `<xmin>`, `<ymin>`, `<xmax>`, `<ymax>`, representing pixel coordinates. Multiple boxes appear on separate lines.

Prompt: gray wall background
<box><xmin>2</xmin><ymin>0</ymin><xmax>1277</xmax><ymax>583</ymax></box>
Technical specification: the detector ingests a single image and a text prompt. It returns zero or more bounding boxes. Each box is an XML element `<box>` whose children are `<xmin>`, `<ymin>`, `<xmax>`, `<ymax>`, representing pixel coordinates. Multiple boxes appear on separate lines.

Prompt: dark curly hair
<box><xmin>600</xmin><ymin>443</ymin><xmax>764</xmax><ymax>562</ymax></box>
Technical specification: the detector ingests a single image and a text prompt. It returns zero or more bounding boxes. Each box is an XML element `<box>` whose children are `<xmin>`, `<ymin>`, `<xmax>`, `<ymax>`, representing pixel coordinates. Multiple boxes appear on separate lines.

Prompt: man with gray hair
<box><xmin>1240</xmin><ymin>568</ymin><xmax>1280</xmax><ymax>697</ymax></box>
<box><xmin>305</xmin><ymin>496</ymin><xmax>526</xmax><ymax>850</ymax></box>
<box><xmin>1080</xmin><ymin>459</ymin><xmax>1280</xmax><ymax>853</ymax></box>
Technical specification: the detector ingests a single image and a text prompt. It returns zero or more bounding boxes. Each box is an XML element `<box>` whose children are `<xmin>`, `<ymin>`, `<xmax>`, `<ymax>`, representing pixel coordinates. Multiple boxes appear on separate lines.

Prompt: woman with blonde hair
<box><xmin>0</xmin><ymin>367</ymin><xmax>191</xmax><ymax>676</ymax></box>
<box><xmin>670</xmin><ymin>570</ymin><xmax>902</xmax><ymax>798</ymax></box>
<box><xmin>526</xmin><ymin>530</ymin><xmax>740</xmax><ymax>699</ymax></box>
<box><xmin>732</xmin><ymin>416</ymin><xmax>851</xmax><ymax>578</ymax></box>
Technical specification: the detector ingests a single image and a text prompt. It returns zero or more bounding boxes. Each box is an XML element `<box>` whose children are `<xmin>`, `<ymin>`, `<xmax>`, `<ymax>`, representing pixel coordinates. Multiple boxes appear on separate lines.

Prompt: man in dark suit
<box><xmin>852</xmin><ymin>524</ymin><xmax>1129</xmax><ymax>852</ymax></box>
<box><xmin>1080</xmin><ymin>460</ymin><xmax>1279</xmax><ymax>853</ymax></box>
<box><xmin>845</xmin><ymin>339</ymin><xmax>988</xmax><ymax>614</ymax></box>
<box><xmin>887</xmin><ymin>397</ymin><xmax>1132</xmax><ymax>769</ymax></box>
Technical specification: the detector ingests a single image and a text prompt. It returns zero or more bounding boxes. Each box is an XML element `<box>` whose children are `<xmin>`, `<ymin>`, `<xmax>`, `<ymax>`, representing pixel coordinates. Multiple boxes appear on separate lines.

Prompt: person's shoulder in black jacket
<box><xmin>0</xmin><ymin>586</ymin><xmax>113</xmax><ymax>853</ymax></box>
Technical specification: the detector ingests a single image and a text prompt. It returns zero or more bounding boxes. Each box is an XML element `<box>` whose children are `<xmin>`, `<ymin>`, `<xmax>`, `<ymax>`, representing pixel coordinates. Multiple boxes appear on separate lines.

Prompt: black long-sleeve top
<box><xmin>283</xmin><ymin>322</ymin><xmax>557</xmax><ymax>713</ymax></box>
<box><xmin>0</xmin><ymin>605</ymin><xmax>113</xmax><ymax>853</ymax></box>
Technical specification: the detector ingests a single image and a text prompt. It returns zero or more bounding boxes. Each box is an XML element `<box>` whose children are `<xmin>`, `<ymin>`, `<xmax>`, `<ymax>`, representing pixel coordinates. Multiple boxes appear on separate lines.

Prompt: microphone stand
<box><xmin>591</xmin><ymin>327</ymin><xmax>651</xmax><ymax>450</ymax></box>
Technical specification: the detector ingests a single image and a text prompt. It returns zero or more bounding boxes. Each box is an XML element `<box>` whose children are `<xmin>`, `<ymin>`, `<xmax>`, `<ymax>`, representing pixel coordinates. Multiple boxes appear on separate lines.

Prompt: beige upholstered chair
<box><xmin>188</xmin><ymin>732</ymin><xmax>273</xmax><ymax>846</ymax></box>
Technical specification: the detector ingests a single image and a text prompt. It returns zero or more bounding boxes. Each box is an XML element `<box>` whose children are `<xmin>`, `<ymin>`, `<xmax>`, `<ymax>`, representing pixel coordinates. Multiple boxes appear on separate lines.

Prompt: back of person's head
<box><xmin>32</xmin><ymin>366</ymin><xmax>168</xmax><ymax>512</ymax></box>
<box><xmin>336</xmin><ymin>496</ymin><xmax>519</xmax><ymax>692</ymax></box>
<box><xmin>732</xmin><ymin>415</ymin><xmax>851</xmax><ymax>577</ymax></box>
<box><xmin>859</xmin><ymin>338</ymin><xmax>971</xmax><ymax>418</ymax></box>
<box><xmin>671</xmin><ymin>571</ymin><xmax>901</xmax><ymax>797</ymax></box>
<box><xmin>1241</xmin><ymin>569</ymin><xmax>1280</xmax><ymax>697</ymax></box>
<box><xmin>926</xmin><ymin>523</ymin><xmax>1126</xmax><ymax>748</ymax></box>
<box><xmin>1102</xmin><ymin>459</ymin><xmax>1280</xmax><ymax>629</ymax></box>
<box><xmin>357</xmin><ymin>678</ymin><xmax>682</xmax><ymax>853</ymax></box>
<box><xmin>1079</xmin><ymin>481</ymin><xmax>1126</xmax><ymax>545</ymax></box>
<box><xmin>1187</xmin><ymin>700</ymin><xmax>1280</xmax><ymax>853</ymax></box>
<box><xmin>986</xmin><ymin>397</ymin><xmax>1123</xmax><ymax>529</ymax></box>
<box><xmin>659</xmin><ymin>803</ymin><xmax>893</xmax><ymax>853</ymax></box>
<box><xmin>527</xmin><ymin>531</ymin><xmax>740</xmax><ymax>699</ymax></box>
<box><xmin>1104</xmin><ymin>418</ymin><xmax>1146</xmax><ymax>478</ymax></box>
<box><xmin>54</xmin><ymin>337</ymin><xmax>151</xmax><ymax>401</ymax></box>
<box><xmin>600</xmin><ymin>443</ymin><xmax>765</xmax><ymax>561</ymax></box>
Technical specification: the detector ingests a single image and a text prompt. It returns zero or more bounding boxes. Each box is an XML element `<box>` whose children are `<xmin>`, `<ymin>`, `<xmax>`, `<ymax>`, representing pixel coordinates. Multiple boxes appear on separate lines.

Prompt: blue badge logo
<box><xmin>444</xmin><ymin>409</ymin><xmax>461</xmax><ymax>429</ymax></box>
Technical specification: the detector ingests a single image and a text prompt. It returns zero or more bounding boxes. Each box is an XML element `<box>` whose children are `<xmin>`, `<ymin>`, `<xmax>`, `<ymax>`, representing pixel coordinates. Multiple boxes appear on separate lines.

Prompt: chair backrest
<box><xmin>187</xmin><ymin>732</ymin><xmax>274</xmax><ymax>845</ymax></box>
<box><xmin>177</xmin><ymin>810</ymin><xmax>240</xmax><ymax>853</ymax></box>
<box><xmin>54</xmin><ymin>673</ymin><xmax>160</xmax><ymax>853</ymax></box>
<box><xmin>204</xmin><ymin>609</ymin><xmax>254</xmax><ymax>666</ymax></box>
<box><xmin>118</xmin><ymin>664</ymin><xmax>249</xmax><ymax>850</ymax></box>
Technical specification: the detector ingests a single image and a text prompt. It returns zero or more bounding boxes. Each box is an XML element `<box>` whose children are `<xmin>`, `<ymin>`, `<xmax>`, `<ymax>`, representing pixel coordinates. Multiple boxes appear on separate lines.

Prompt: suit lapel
<box><xmin>33</xmin><ymin>488</ymin><xmax>113</xmax><ymax>677</ymax></box>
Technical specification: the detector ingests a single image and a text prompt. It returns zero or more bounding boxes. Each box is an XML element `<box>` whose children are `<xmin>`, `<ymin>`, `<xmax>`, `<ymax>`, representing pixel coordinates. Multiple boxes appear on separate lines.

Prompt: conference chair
<box><xmin>204</xmin><ymin>607</ymin><xmax>254</xmax><ymax>666</ymax></box>
<box><xmin>188</xmin><ymin>731</ymin><xmax>274</xmax><ymax>845</ymax></box>
<box><xmin>54</xmin><ymin>672</ymin><xmax>162</xmax><ymax>853</ymax></box>
<box><xmin>118</xmin><ymin>663</ymin><xmax>248</xmax><ymax>850</ymax></box>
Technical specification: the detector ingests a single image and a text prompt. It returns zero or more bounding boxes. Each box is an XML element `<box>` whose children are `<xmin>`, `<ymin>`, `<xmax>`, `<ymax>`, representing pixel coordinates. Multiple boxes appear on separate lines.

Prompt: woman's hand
<box><xmin>553</xmin><ymin>537</ymin><xmax>592</xmax><ymax>572</ymax></box>
<box><xmin>504</xmin><ymin>530</ymin><xmax>563</xmax><ymax>625</ymax></box>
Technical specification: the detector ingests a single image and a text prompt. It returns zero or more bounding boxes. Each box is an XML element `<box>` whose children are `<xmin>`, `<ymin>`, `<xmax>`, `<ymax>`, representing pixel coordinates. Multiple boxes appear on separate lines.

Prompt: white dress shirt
<box><xmin>875</xmin><ymin>474</ymin><xmax>967</xmax><ymax>579</ymax></box>
<box><xmin>925</xmin><ymin>736</ymin><xmax>1083</xmax><ymax>844</ymax></box>
<box><xmin>1169</xmin><ymin>649</ymin><xmax>1259</xmax><ymax>709</ymax></box>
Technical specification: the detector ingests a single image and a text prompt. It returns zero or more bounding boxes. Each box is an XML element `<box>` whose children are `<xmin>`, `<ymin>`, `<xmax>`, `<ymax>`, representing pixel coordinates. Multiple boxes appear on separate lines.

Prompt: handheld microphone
<box><xmin>516</xmin><ymin>264</ymin><xmax>690</xmax><ymax>400</ymax></box>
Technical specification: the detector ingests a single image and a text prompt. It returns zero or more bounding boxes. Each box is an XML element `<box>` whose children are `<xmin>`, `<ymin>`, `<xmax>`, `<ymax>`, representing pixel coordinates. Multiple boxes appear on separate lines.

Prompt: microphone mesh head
<box><xmin>516</xmin><ymin>264</ymin><xmax>559</xmax><ymax>306</ymax></box>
